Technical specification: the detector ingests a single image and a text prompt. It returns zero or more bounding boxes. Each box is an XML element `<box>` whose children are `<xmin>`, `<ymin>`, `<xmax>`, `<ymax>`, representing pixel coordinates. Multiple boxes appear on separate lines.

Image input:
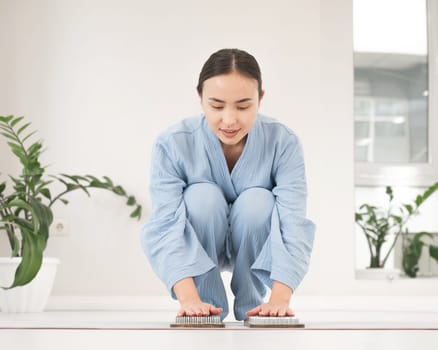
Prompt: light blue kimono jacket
<box><xmin>140</xmin><ymin>113</ymin><xmax>316</xmax><ymax>294</ymax></box>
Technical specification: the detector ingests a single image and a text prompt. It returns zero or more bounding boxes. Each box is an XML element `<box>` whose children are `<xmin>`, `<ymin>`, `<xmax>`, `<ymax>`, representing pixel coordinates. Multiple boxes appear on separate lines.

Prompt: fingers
<box><xmin>178</xmin><ymin>302</ymin><xmax>223</xmax><ymax>317</ymax></box>
<box><xmin>286</xmin><ymin>308</ymin><xmax>295</xmax><ymax>316</ymax></box>
<box><xmin>177</xmin><ymin>309</ymin><xmax>185</xmax><ymax>316</ymax></box>
<box><xmin>266</xmin><ymin>307</ymin><xmax>294</xmax><ymax>317</ymax></box>
<box><xmin>178</xmin><ymin>309</ymin><xmax>207</xmax><ymax>316</ymax></box>
<box><xmin>246</xmin><ymin>303</ymin><xmax>295</xmax><ymax>317</ymax></box>
<box><xmin>209</xmin><ymin>305</ymin><xmax>223</xmax><ymax>315</ymax></box>
<box><xmin>246</xmin><ymin>305</ymin><xmax>262</xmax><ymax>316</ymax></box>
<box><xmin>179</xmin><ymin>301</ymin><xmax>295</xmax><ymax>319</ymax></box>
<box><xmin>178</xmin><ymin>307</ymin><xmax>207</xmax><ymax>316</ymax></box>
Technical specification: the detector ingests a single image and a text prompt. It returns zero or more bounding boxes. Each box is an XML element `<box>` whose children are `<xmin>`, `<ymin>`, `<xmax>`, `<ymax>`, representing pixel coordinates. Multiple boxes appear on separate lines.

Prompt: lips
<box><xmin>220</xmin><ymin>128</ymin><xmax>240</xmax><ymax>138</ymax></box>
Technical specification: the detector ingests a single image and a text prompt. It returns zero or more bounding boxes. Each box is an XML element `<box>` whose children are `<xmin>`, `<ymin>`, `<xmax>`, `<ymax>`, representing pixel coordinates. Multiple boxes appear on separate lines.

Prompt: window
<box><xmin>354</xmin><ymin>0</ymin><xmax>438</xmax><ymax>186</ymax></box>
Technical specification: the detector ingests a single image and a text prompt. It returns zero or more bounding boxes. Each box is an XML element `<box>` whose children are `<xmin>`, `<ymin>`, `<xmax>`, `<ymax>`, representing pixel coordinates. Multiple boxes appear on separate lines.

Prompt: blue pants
<box><xmin>183</xmin><ymin>183</ymin><xmax>275</xmax><ymax>320</ymax></box>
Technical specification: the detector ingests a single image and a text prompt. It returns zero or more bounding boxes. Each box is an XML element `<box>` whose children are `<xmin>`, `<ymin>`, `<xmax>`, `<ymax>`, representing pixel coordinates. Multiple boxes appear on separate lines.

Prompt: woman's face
<box><xmin>200</xmin><ymin>71</ymin><xmax>264</xmax><ymax>148</ymax></box>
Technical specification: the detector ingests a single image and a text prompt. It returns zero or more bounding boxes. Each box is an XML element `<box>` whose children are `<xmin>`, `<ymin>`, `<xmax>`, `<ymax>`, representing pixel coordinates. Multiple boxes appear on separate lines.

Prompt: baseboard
<box><xmin>291</xmin><ymin>296</ymin><xmax>438</xmax><ymax>312</ymax></box>
<box><xmin>47</xmin><ymin>295</ymin><xmax>438</xmax><ymax>313</ymax></box>
<box><xmin>47</xmin><ymin>296</ymin><xmax>178</xmax><ymax>311</ymax></box>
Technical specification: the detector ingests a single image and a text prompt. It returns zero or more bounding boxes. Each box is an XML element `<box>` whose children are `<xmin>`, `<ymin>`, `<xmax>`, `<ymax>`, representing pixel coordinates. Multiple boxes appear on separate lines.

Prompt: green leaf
<box><xmin>360</xmin><ymin>203</ymin><xmax>377</xmax><ymax>211</ymax></box>
<box><xmin>402</xmin><ymin>239</ymin><xmax>421</xmax><ymax>278</ymax></box>
<box><xmin>429</xmin><ymin>245</ymin><xmax>438</xmax><ymax>262</ymax></box>
<box><xmin>414</xmin><ymin>195</ymin><xmax>423</xmax><ymax>207</ymax></box>
<box><xmin>10</xmin><ymin>116</ymin><xmax>24</xmax><ymax>128</ymax></box>
<box><xmin>126</xmin><ymin>196</ymin><xmax>136</xmax><ymax>206</ymax></box>
<box><xmin>72</xmin><ymin>175</ymin><xmax>88</xmax><ymax>182</ymax></box>
<box><xmin>36</xmin><ymin>180</ymin><xmax>53</xmax><ymax>191</ymax></box>
<box><xmin>412</xmin><ymin>231</ymin><xmax>433</xmax><ymax>245</ymax></box>
<box><xmin>402</xmin><ymin>232</ymin><xmax>434</xmax><ymax>278</ymax></box>
<box><xmin>56</xmin><ymin>175</ymin><xmax>91</xmax><ymax>196</ymax></box>
<box><xmin>60</xmin><ymin>198</ymin><xmax>69</xmax><ymax>205</ymax></box>
<box><xmin>39</xmin><ymin>188</ymin><xmax>52</xmax><ymax>200</ymax></box>
<box><xmin>0</xmin><ymin>123</ymin><xmax>13</xmax><ymax>131</ymax></box>
<box><xmin>103</xmin><ymin>176</ymin><xmax>114</xmax><ymax>187</ymax></box>
<box><xmin>391</xmin><ymin>215</ymin><xmax>402</xmax><ymax>224</ymax></box>
<box><xmin>89</xmin><ymin>180</ymin><xmax>107</xmax><ymax>189</ymax></box>
<box><xmin>28</xmin><ymin>196</ymin><xmax>53</xmax><ymax>238</ymax></box>
<box><xmin>7</xmin><ymin>141</ymin><xmax>23</xmax><ymax>155</ymax></box>
<box><xmin>0</xmin><ymin>131</ymin><xmax>18</xmax><ymax>142</ymax></box>
<box><xmin>1</xmin><ymin>226</ymin><xmax>45</xmax><ymax>289</ymax></box>
<box><xmin>85</xmin><ymin>175</ymin><xmax>100</xmax><ymax>182</ymax></box>
<box><xmin>421</xmin><ymin>182</ymin><xmax>438</xmax><ymax>204</ymax></box>
<box><xmin>385</xmin><ymin>186</ymin><xmax>393</xmax><ymax>201</ymax></box>
<box><xmin>17</xmin><ymin>122</ymin><xmax>31</xmax><ymax>136</ymax></box>
<box><xmin>28</xmin><ymin>142</ymin><xmax>43</xmax><ymax>157</ymax></box>
<box><xmin>130</xmin><ymin>205</ymin><xmax>141</xmax><ymax>219</ymax></box>
<box><xmin>6</xmin><ymin>199</ymin><xmax>41</xmax><ymax>233</ymax></box>
<box><xmin>112</xmin><ymin>186</ymin><xmax>126</xmax><ymax>196</ymax></box>
<box><xmin>8</xmin><ymin>142</ymin><xmax>28</xmax><ymax>165</ymax></box>
<box><xmin>11</xmin><ymin>232</ymin><xmax>21</xmax><ymax>257</ymax></box>
<box><xmin>59</xmin><ymin>174</ymin><xmax>80</xmax><ymax>183</ymax></box>
<box><xmin>403</xmin><ymin>204</ymin><xmax>413</xmax><ymax>215</ymax></box>
<box><xmin>57</xmin><ymin>177</ymin><xmax>81</xmax><ymax>192</ymax></box>
<box><xmin>22</xmin><ymin>130</ymin><xmax>38</xmax><ymax>143</ymax></box>
<box><xmin>0</xmin><ymin>181</ymin><xmax>6</xmax><ymax>194</ymax></box>
<box><xmin>66</xmin><ymin>183</ymin><xmax>79</xmax><ymax>191</ymax></box>
<box><xmin>0</xmin><ymin>115</ymin><xmax>14</xmax><ymax>123</ymax></box>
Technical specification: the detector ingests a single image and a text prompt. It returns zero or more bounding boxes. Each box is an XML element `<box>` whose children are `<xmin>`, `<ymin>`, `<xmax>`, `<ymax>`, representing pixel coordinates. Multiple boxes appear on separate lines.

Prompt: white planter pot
<box><xmin>0</xmin><ymin>257</ymin><xmax>60</xmax><ymax>312</ymax></box>
<box><xmin>355</xmin><ymin>267</ymin><xmax>401</xmax><ymax>281</ymax></box>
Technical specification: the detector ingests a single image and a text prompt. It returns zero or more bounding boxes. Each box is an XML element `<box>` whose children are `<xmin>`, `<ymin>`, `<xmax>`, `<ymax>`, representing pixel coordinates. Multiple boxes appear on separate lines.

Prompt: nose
<box><xmin>221</xmin><ymin>108</ymin><xmax>237</xmax><ymax>127</ymax></box>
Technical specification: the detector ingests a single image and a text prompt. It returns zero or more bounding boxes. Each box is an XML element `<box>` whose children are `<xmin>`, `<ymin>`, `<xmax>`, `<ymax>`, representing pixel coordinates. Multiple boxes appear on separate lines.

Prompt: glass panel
<box><xmin>353</xmin><ymin>0</ymin><xmax>429</xmax><ymax>164</ymax></box>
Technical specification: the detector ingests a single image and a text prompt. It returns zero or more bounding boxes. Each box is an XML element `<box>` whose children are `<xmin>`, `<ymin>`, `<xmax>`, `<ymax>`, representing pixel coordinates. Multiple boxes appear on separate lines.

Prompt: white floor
<box><xmin>3</xmin><ymin>328</ymin><xmax>438</xmax><ymax>350</ymax></box>
<box><xmin>1</xmin><ymin>310</ymin><xmax>438</xmax><ymax>350</ymax></box>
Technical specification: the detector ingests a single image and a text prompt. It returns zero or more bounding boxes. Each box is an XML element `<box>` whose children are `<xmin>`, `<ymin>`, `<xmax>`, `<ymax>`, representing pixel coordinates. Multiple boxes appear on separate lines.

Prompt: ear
<box><xmin>198</xmin><ymin>90</ymin><xmax>203</xmax><ymax>104</ymax></box>
<box><xmin>259</xmin><ymin>89</ymin><xmax>265</xmax><ymax>102</ymax></box>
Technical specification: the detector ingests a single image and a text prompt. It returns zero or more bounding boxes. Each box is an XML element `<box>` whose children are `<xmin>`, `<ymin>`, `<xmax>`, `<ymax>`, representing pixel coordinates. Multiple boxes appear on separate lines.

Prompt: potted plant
<box><xmin>0</xmin><ymin>115</ymin><xmax>142</xmax><ymax>312</ymax></box>
<box><xmin>402</xmin><ymin>231</ymin><xmax>438</xmax><ymax>278</ymax></box>
<box><xmin>355</xmin><ymin>183</ymin><xmax>438</xmax><ymax>280</ymax></box>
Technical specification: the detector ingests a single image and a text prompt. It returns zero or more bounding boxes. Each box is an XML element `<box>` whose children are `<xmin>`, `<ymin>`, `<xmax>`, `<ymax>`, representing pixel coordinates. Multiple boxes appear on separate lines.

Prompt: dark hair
<box><xmin>196</xmin><ymin>48</ymin><xmax>262</xmax><ymax>97</ymax></box>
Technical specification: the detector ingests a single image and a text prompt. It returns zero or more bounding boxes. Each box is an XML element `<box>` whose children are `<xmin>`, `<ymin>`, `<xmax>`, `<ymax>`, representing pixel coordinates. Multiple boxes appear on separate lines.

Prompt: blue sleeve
<box><xmin>140</xmin><ymin>142</ymin><xmax>215</xmax><ymax>296</ymax></box>
<box><xmin>271</xmin><ymin>134</ymin><xmax>316</xmax><ymax>290</ymax></box>
<box><xmin>252</xmin><ymin>134</ymin><xmax>316</xmax><ymax>291</ymax></box>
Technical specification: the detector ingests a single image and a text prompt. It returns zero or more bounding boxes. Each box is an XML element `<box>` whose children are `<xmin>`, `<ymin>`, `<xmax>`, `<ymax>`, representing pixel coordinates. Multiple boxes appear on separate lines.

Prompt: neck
<box><xmin>221</xmin><ymin>136</ymin><xmax>247</xmax><ymax>154</ymax></box>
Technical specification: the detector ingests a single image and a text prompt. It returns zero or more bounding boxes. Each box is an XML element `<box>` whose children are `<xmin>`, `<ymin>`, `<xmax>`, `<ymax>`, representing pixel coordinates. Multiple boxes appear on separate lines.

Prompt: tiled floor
<box><xmin>1</xmin><ymin>310</ymin><xmax>438</xmax><ymax>349</ymax></box>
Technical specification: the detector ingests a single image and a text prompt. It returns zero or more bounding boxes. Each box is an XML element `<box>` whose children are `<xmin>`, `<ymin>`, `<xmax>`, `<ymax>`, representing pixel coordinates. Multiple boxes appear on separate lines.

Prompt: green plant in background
<box><xmin>402</xmin><ymin>232</ymin><xmax>438</xmax><ymax>278</ymax></box>
<box><xmin>0</xmin><ymin>115</ymin><xmax>142</xmax><ymax>289</ymax></box>
<box><xmin>355</xmin><ymin>183</ymin><xmax>438</xmax><ymax>269</ymax></box>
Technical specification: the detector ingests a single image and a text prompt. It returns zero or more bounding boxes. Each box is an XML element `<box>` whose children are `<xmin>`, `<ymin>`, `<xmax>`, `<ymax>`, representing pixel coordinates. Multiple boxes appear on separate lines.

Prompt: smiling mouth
<box><xmin>220</xmin><ymin>128</ymin><xmax>240</xmax><ymax>138</ymax></box>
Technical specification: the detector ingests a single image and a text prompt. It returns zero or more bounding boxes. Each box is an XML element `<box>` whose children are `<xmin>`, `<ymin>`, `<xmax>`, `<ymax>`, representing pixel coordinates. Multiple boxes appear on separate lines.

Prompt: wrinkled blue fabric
<box><xmin>140</xmin><ymin>113</ymin><xmax>316</xmax><ymax>316</ymax></box>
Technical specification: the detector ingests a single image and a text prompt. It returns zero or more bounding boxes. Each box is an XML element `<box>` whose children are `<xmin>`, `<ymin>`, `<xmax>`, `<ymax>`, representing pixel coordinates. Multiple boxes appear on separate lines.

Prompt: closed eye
<box><xmin>211</xmin><ymin>106</ymin><xmax>249</xmax><ymax>110</ymax></box>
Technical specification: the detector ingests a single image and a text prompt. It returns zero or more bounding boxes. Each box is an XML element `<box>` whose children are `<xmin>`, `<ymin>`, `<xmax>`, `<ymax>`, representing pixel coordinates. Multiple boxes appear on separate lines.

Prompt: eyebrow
<box><xmin>208</xmin><ymin>97</ymin><xmax>252</xmax><ymax>103</ymax></box>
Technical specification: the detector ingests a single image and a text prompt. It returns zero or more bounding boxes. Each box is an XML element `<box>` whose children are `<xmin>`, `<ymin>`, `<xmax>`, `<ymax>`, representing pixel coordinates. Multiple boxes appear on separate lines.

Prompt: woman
<box><xmin>141</xmin><ymin>48</ymin><xmax>315</xmax><ymax>321</ymax></box>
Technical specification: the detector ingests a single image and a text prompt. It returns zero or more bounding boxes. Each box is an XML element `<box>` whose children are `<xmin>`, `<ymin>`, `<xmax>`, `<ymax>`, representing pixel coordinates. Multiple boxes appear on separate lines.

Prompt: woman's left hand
<box><xmin>246</xmin><ymin>280</ymin><xmax>294</xmax><ymax>317</ymax></box>
<box><xmin>246</xmin><ymin>301</ymin><xmax>295</xmax><ymax>317</ymax></box>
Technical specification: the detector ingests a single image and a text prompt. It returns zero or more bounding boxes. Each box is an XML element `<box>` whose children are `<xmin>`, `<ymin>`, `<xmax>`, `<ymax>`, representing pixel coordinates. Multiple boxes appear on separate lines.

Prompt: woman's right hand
<box><xmin>177</xmin><ymin>300</ymin><xmax>223</xmax><ymax>317</ymax></box>
<box><xmin>174</xmin><ymin>277</ymin><xmax>222</xmax><ymax>316</ymax></box>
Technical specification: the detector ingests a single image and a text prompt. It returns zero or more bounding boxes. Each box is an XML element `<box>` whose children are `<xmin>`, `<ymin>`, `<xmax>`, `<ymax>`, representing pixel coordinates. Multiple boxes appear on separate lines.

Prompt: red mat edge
<box><xmin>1</xmin><ymin>327</ymin><xmax>438</xmax><ymax>331</ymax></box>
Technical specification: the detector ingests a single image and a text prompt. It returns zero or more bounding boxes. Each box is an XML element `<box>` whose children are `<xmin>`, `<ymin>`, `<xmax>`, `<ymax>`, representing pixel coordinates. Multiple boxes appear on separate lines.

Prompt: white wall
<box><xmin>1</xmin><ymin>0</ymin><xmax>437</xmax><ymax>301</ymax></box>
